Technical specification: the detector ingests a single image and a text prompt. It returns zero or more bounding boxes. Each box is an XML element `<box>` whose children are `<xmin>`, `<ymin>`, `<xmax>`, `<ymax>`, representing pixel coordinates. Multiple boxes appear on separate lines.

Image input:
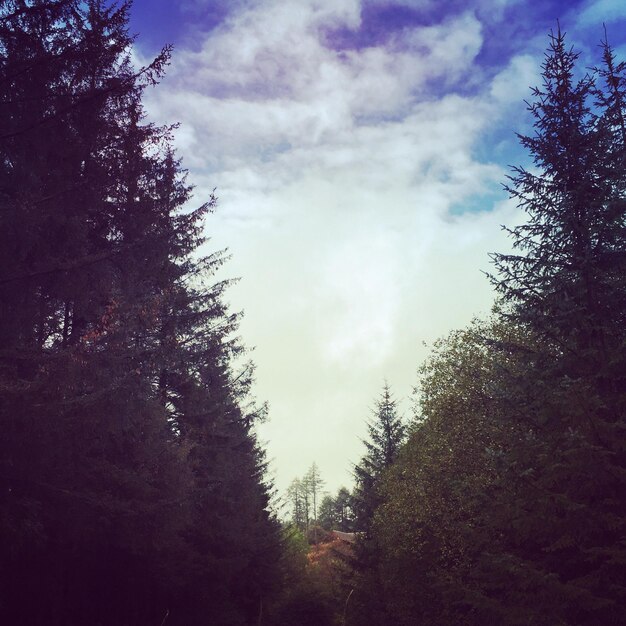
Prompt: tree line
<box><xmin>277</xmin><ymin>384</ymin><xmax>406</xmax><ymax>624</ymax></box>
<box><xmin>282</xmin><ymin>26</ymin><xmax>626</xmax><ymax>626</ymax></box>
<box><xmin>1</xmin><ymin>3</ymin><xmax>625</xmax><ymax>624</ymax></box>
<box><xmin>351</xmin><ymin>27</ymin><xmax>626</xmax><ymax>626</ymax></box>
<box><xmin>284</xmin><ymin>383</ymin><xmax>405</xmax><ymax>536</ymax></box>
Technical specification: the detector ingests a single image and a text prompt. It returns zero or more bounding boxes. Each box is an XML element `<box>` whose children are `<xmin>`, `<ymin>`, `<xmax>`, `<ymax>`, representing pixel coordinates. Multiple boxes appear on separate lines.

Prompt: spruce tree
<box><xmin>354</xmin><ymin>28</ymin><xmax>626</xmax><ymax>626</ymax></box>
<box><xmin>350</xmin><ymin>383</ymin><xmax>405</xmax><ymax>626</ymax></box>
<box><xmin>353</xmin><ymin>382</ymin><xmax>405</xmax><ymax>532</ymax></box>
<box><xmin>486</xmin><ymin>27</ymin><xmax>626</xmax><ymax>624</ymax></box>
<box><xmin>0</xmin><ymin>2</ymin><xmax>280</xmax><ymax>624</ymax></box>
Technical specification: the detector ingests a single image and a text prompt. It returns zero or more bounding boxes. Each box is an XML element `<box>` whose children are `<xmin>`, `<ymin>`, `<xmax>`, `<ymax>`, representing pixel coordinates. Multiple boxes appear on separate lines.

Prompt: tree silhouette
<box><xmin>0</xmin><ymin>2</ymin><xmax>280</xmax><ymax>624</ymax></box>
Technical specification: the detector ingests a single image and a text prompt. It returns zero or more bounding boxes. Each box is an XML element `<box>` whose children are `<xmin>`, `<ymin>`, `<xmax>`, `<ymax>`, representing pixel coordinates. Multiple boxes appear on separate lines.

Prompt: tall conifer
<box><xmin>0</xmin><ymin>2</ymin><xmax>279</xmax><ymax>623</ymax></box>
<box><xmin>353</xmin><ymin>383</ymin><xmax>404</xmax><ymax>531</ymax></box>
<box><xmin>485</xmin><ymin>27</ymin><xmax>626</xmax><ymax>624</ymax></box>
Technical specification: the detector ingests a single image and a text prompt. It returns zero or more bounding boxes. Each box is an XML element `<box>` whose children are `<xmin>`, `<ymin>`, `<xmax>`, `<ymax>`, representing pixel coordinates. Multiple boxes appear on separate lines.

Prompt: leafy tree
<box><xmin>287</xmin><ymin>477</ymin><xmax>310</xmax><ymax>531</ymax></box>
<box><xmin>268</xmin><ymin>524</ymin><xmax>342</xmax><ymax>626</ymax></box>
<box><xmin>367</xmin><ymin>319</ymin><xmax>523</xmax><ymax>625</ymax></box>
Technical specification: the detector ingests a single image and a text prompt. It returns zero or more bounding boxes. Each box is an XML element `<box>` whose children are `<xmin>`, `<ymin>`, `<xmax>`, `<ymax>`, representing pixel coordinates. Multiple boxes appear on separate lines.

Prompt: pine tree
<box><xmin>304</xmin><ymin>462</ymin><xmax>325</xmax><ymax>524</ymax></box>
<box><xmin>317</xmin><ymin>488</ymin><xmax>355</xmax><ymax>532</ymax></box>
<box><xmin>485</xmin><ymin>27</ymin><xmax>626</xmax><ymax>624</ymax></box>
<box><xmin>287</xmin><ymin>478</ymin><xmax>309</xmax><ymax>530</ymax></box>
<box><xmin>353</xmin><ymin>382</ymin><xmax>404</xmax><ymax>532</ymax></box>
<box><xmin>0</xmin><ymin>2</ymin><xmax>280</xmax><ymax>624</ymax></box>
<box><xmin>286</xmin><ymin>464</ymin><xmax>325</xmax><ymax>532</ymax></box>
<box><xmin>349</xmin><ymin>384</ymin><xmax>405</xmax><ymax>626</ymax></box>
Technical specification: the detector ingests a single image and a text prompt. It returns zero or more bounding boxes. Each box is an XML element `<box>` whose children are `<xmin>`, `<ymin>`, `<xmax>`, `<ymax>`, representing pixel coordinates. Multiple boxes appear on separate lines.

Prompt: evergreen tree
<box><xmin>486</xmin><ymin>27</ymin><xmax>626</xmax><ymax>624</ymax></box>
<box><xmin>304</xmin><ymin>462</ymin><xmax>324</xmax><ymax>524</ymax></box>
<box><xmin>317</xmin><ymin>487</ymin><xmax>356</xmax><ymax>532</ymax></box>
<box><xmin>287</xmin><ymin>477</ymin><xmax>309</xmax><ymax>531</ymax></box>
<box><xmin>356</xmin><ymin>27</ymin><xmax>626</xmax><ymax>626</ymax></box>
<box><xmin>317</xmin><ymin>494</ymin><xmax>337</xmax><ymax>531</ymax></box>
<box><xmin>353</xmin><ymin>382</ymin><xmax>405</xmax><ymax>532</ymax></box>
<box><xmin>334</xmin><ymin>487</ymin><xmax>355</xmax><ymax>532</ymax></box>
<box><xmin>349</xmin><ymin>383</ymin><xmax>405</xmax><ymax>626</ymax></box>
<box><xmin>0</xmin><ymin>2</ymin><xmax>280</xmax><ymax>624</ymax></box>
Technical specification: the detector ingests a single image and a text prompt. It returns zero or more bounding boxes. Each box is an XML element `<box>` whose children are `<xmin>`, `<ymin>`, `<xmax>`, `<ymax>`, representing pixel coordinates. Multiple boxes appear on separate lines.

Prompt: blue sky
<box><xmin>129</xmin><ymin>0</ymin><xmax>626</xmax><ymax>503</ymax></box>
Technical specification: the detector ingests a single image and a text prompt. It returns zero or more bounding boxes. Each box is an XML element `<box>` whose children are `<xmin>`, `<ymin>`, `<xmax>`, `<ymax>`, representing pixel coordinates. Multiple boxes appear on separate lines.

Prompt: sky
<box><xmin>128</xmin><ymin>0</ymin><xmax>626</xmax><ymax>502</ymax></box>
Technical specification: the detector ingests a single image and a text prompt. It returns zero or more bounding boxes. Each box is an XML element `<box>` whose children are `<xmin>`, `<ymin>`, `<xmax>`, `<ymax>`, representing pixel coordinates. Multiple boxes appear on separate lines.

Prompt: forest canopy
<box><xmin>348</xmin><ymin>28</ymin><xmax>626</xmax><ymax>626</ymax></box>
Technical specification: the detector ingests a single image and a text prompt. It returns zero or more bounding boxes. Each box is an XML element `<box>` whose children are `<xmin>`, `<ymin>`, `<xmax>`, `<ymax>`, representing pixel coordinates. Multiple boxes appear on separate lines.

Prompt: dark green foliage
<box><xmin>317</xmin><ymin>487</ymin><xmax>355</xmax><ymax>532</ymax></box>
<box><xmin>481</xmin><ymin>27</ymin><xmax>626</xmax><ymax>625</ymax></box>
<box><xmin>355</xmin><ymin>27</ymin><xmax>626</xmax><ymax>626</ymax></box>
<box><xmin>353</xmin><ymin>382</ymin><xmax>405</xmax><ymax>532</ymax></box>
<box><xmin>334</xmin><ymin>486</ymin><xmax>356</xmax><ymax>532</ymax></box>
<box><xmin>318</xmin><ymin>494</ymin><xmax>337</xmax><ymax>530</ymax></box>
<box><xmin>0</xmin><ymin>1</ymin><xmax>280</xmax><ymax>624</ymax></box>
<box><xmin>349</xmin><ymin>383</ymin><xmax>405</xmax><ymax>625</ymax></box>
<box><xmin>270</xmin><ymin>586</ymin><xmax>335</xmax><ymax>626</ymax></box>
<box><xmin>364</xmin><ymin>319</ymin><xmax>531</xmax><ymax>625</ymax></box>
<box><xmin>267</xmin><ymin>525</ymin><xmax>337</xmax><ymax>626</ymax></box>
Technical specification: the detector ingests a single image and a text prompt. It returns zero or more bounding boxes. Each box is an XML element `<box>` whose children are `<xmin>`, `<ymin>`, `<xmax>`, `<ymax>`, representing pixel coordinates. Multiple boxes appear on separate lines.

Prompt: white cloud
<box><xmin>396</xmin><ymin>12</ymin><xmax>483</xmax><ymax>80</ymax></box>
<box><xmin>141</xmin><ymin>0</ymin><xmax>532</xmax><ymax>494</ymax></box>
<box><xmin>490</xmin><ymin>54</ymin><xmax>539</xmax><ymax>105</ymax></box>
<box><xmin>147</xmin><ymin>5</ymin><xmax>485</xmax><ymax>169</ymax></box>
<box><xmin>578</xmin><ymin>0</ymin><xmax>626</xmax><ymax>26</ymax></box>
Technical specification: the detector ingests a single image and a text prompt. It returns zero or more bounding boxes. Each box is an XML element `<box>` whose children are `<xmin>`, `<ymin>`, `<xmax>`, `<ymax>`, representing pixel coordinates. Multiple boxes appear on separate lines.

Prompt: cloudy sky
<box><xmin>129</xmin><ymin>0</ymin><xmax>626</xmax><ymax>499</ymax></box>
